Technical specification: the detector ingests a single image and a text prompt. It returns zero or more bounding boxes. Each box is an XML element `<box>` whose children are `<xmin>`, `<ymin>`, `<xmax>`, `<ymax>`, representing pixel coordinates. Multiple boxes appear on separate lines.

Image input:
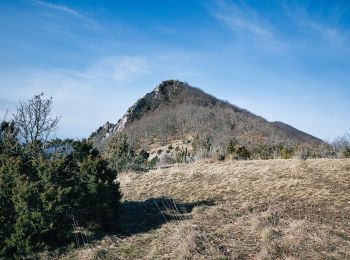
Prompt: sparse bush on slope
<box><xmin>104</xmin><ymin>134</ymin><xmax>150</xmax><ymax>172</ymax></box>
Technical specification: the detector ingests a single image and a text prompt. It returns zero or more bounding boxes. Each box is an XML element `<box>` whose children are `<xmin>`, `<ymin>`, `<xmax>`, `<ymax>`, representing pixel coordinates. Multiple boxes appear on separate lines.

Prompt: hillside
<box><xmin>91</xmin><ymin>80</ymin><xmax>322</xmax><ymax>151</ymax></box>
<box><xmin>66</xmin><ymin>159</ymin><xmax>350</xmax><ymax>259</ymax></box>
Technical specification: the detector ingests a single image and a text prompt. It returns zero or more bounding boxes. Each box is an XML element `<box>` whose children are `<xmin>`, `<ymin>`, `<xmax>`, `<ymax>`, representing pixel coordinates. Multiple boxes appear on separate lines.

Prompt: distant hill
<box><xmin>90</xmin><ymin>80</ymin><xmax>322</xmax><ymax>150</ymax></box>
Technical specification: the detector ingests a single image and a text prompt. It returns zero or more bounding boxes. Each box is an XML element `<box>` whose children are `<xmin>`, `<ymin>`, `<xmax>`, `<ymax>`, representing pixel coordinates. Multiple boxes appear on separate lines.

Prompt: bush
<box><xmin>104</xmin><ymin>134</ymin><xmax>135</xmax><ymax>172</ymax></box>
<box><xmin>147</xmin><ymin>156</ymin><xmax>159</xmax><ymax>169</ymax></box>
<box><xmin>253</xmin><ymin>144</ymin><xmax>295</xmax><ymax>160</ymax></box>
<box><xmin>104</xmin><ymin>134</ymin><xmax>150</xmax><ymax>172</ymax></box>
<box><xmin>343</xmin><ymin>147</ymin><xmax>350</xmax><ymax>158</ymax></box>
<box><xmin>234</xmin><ymin>145</ymin><xmax>251</xmax><ymax>160</ymax></box>
<box><xmin>0</xmin><ymin>156</ymin><xmax>17</xmax><ymax>256</ymax></box>
<box><xmin>159</xmin><ymin>153</ymin><xmax>175</xmax><ymax>166</ymax></box>
<box><xmin>0</xmin><ymin>121</ymin><xmax>20</xmax><ymax>156</ymax></box>
<box><xmin>192</xmin><ymin>135</ymin><xmax>212</xmax><ymax>159</ymax></box>
<box><xmin>0</xmin><ymin>135</ymin><xmax>121</xmax><ymax>258</ymax></box>
<box><xmin>226</xmin><ymin>139</ymin><xmax>250</xmax><ymax>160</ymax></box>
<box><xmin>133</xmin><ymin>149</ymin><xmax>150</xmax><ymax>171</ymax></box>
<box><xmin>226</xmin><ymin>138</ymin><xmax>238</xmax><ymax>155</ymax></box>
<box><xmin>253</xmin><ymin>145</ymin><xmax>275</xmax><ymax>160</ymax></box>
<box><xmin>331</xmin><ymin>134</ymin><xmax>350</xmax><ymax>158</ymax></box>
<box><xmin>176</xmin><ymin>147</ymin><xmax>189</xmax><ymax>163</ymax></box>
<box><xmin>280</xmin><ymin>145</ymin><xmax>295</xmax><ymax>159</ymax></box>
<box><xmin>213</xmin><ymin>144</ymin><xmax>226</xmax><ymax>161</ymax></box>
<box><xmin>295</xmin><ymin>143</ymin><xmax>335</xmax><ymax>160</ymax></box>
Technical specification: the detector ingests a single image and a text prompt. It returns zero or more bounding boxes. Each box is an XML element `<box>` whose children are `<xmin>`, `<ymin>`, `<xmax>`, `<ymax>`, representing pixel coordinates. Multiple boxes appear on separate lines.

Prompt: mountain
<box><xmin>90</xmin><ymin>80</ymin><xmax>322</xmax><ymax>150</ymax></box>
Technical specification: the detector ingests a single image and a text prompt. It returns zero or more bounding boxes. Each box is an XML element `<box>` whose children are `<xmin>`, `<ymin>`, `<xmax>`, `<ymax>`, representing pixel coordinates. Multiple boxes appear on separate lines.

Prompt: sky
<box><xmin>0</xmin><ymin>0</ymin><xmax>349</xmax><ymax>140</ymax></box>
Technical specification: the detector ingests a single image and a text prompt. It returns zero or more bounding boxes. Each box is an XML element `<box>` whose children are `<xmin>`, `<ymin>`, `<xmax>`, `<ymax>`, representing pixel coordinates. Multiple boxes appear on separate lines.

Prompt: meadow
<box><xmin>67</xmin><ymin>158</ymin><xmax>350</xmax><ymax>259</ymax></box>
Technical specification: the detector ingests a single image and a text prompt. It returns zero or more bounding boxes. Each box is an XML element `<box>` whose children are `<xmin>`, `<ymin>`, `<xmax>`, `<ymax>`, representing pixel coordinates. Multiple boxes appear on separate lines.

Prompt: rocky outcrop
<box><xmin>91</xmin><ymin>80</ymin><xmax>323</xmax><ymax>150</ymax></box>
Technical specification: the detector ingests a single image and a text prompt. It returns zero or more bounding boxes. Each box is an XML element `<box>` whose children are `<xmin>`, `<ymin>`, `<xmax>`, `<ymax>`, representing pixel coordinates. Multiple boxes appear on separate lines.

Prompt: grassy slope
<box><xmin>67</xmin><ymin>159</ymin><xmax>350</xmax><ymax>259</ymax></box>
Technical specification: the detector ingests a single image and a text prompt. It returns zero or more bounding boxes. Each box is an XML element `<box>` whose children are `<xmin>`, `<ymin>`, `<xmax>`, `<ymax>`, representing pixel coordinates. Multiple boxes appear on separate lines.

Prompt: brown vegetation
<box><xmin>91</xmin><ymin>80</ymin><xmax>322</xmax><ymax>151</ymax></box>
<box><xmin>65</xmin><ymin>159</ymin><xmax>350</xmax><ymax>259</ymax></box>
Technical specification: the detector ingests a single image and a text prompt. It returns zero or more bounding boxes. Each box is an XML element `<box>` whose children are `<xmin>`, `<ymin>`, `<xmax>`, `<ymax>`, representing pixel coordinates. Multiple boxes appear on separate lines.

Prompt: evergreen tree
<box><xmin>0</xmin><ymin>124</ymin><xmax>121</xmax><ymax>257</ymax></box>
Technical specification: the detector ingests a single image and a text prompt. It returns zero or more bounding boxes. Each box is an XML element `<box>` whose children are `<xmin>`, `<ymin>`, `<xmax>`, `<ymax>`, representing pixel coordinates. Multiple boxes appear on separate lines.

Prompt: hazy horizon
<box><xmin>1</xmin><ymin>0</ymin><xmax>349</xmax><ymax>140</ymax></box>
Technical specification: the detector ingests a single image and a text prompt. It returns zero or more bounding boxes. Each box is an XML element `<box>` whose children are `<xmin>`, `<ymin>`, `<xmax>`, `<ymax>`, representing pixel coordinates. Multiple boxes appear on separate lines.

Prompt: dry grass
<box><xmin>65</xmin><ymin>159</ymin><xmax>350</xmax><ymax>259</ymax></box>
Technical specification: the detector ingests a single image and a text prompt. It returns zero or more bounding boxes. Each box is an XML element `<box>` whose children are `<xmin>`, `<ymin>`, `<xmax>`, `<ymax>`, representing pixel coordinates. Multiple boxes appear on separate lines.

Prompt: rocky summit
<box><xmin>90</xmin><ymin>80</ymin><xmax>322</xmax><ymax>150</ymax></box>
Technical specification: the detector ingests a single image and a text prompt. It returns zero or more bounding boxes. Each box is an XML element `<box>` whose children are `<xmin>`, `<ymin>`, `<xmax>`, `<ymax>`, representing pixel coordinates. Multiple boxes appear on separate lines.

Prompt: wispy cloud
<box><xmin>34</xmin><ymin>0</ymin><xmax>82</xmax><ymax>17</ymax></box>
<box><xmin>305</xmin><ymin>21</ymin><xmax>347</xmax><ymax>48</ymax></box>
<box><xmin>283</xmin><ymin>3</ymin><xmax>349</xmax><ymax>48</ymax></box>
<box><xmin>213</xmin><ymin>3</ymin><xmax>272</xmax><ymax>38</ymax></box>
<box><xmin>84</xmin><ymin>56</ymin><xmax>150</xmax><ymax>82</ymax></box>
<box><xmin>24</xmin><ymin>56</ymin><xmax>152</xmax><ymax>94</ymax></box>
<box><xmin>32</xmin><ymin>0</ymin><xmax>99</xmax><ymax>28</ymax></box>
<box><xmin>211</xmin><ymin>0</ymin><xmax>286</xmax><ymax>52</ymax></box>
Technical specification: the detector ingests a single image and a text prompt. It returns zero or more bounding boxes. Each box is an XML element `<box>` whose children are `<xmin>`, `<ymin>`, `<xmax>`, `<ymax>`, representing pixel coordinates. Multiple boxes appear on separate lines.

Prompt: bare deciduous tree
<box><xmin>13</xmin><ymin>93</ymin><xmax>60</xmax><ymax>144</ymax></box>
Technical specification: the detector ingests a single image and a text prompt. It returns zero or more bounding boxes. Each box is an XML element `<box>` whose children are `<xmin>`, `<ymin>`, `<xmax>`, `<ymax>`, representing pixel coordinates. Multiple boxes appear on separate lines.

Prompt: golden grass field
<box><xmin>67</xmin><ymin>159</ymin><xmax>350</xmax><ymax>259</ymax></box>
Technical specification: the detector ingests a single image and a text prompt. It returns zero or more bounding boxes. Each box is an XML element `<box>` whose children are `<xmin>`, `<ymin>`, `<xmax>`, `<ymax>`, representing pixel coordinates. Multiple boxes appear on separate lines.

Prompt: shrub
<box><xmin>280</xmin><ymin>145</ymin><xmax>295</xmax><ymax>159</ymax></box>
<box><xmin>176</xmin><ymin>147</ymin><xmax>189</xmax><ymax>163</ymax></box>
<box><xmin>104</xmin><ymin>134</ymin><xmax>135</xmax><ymax>172</ymax></box>
<box><xmin>0</xmin><ymin>121</ymin><xmax>20</xmax><ymax>156</ymax></box>
<box><xmin>226</xmin><ymin>139</ymin><xmax>250</xmax><ymax>160</ymax></box>
<box><xmin>0</xmin><ymin>95</ymin><xmax>122</xmax><ymax>257</ymax></box>
<box><xmin>133</xmin><ymin>149</ymin><xmax>150</xmax><ymax>171</ymax></box>
<box><xmin>214</xmin><ymin>144</ymin><xmax>226</xmax><ymax>161</ymax></box>
<box><xmin>192</xmin><ymin>136</ymin><xmax>212</xmax><ymax>159</ymax></box>
<box><xmin>234</xmin><ymin>145</ymin><xmax>251</xmax><ymax>160</ymax></box>
<box><xmin>147</xmin><ymin>156</ymin><xmax>159</xmax><ymax>169</ymax></box>
<box><xmin>226</xmin><ymin>138</ymin><xmax>238</xmax><ymax>155</ymax></box>
<box><xmin>331</xmin><ymin>134</ymin><xmax>350</xmax><ymax>158</ymax></box>
<box><xmin>159</xmin><ymin>153</ymin><xmax>175</xmax><ymax>166</ymax></box>
<box><xmin>343</xmin><ymin>147</ymin><xmax>350</xmax><ymax>158</ymax></box>
<box><xmin>0</xmin><ymin>136</ymin><xmax>121</xmax><ymax>258</ymax></box>
<box><xmin>104</xmin><ymin>134</ymin><xmax>150</xmax><ymax>172</ymax></box>
<box><xmin>295</xmin><ymin>143</ymin><xmax>335</xmax><ymax>160</ymax></box>
<box><xmin>255</xmin><ymin>145</ymin><xmax>275</xmax><ymax>160</ymax></box>
<box><xmin>0</xmin><ymin>156</ymin><xmax>17</xmax><ymax>256</ymax></box>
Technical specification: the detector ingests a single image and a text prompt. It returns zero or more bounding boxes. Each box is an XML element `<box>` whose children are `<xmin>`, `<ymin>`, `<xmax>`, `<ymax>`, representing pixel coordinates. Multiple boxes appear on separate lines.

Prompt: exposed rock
<box><xmin>90</xmin><ymin>80</ymin><xmax>323</xmax><ymax>150</ymax></box>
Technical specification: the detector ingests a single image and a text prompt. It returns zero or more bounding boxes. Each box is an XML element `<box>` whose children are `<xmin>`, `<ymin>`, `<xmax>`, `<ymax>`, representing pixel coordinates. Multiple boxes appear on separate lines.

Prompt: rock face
<box><xmin>90</xmin><ymin>80</ymin><xmax>323</xmax><ymax>150</ymax></box>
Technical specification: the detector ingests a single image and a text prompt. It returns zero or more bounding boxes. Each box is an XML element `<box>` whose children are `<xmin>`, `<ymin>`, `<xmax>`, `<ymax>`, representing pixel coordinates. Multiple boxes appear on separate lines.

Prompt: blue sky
<box><xmin>0</xmin><ymin>0</ymin><xmax>349</xmax><ymax>140</ymax></box>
